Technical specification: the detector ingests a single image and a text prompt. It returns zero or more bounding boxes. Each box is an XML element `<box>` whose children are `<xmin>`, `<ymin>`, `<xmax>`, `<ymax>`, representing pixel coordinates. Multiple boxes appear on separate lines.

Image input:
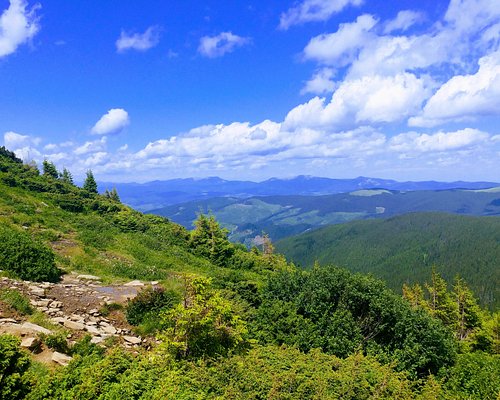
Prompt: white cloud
<box><xmin>0</xmin><ymin>0</ymin><xmax>40</xmax><ymax>58</ymax></box>
<box><xmin>410</xmin><ymin>51</ymin><xmax>500</xmax><ymax>127</ymax></box>
<box><xmin>303</xmin><ymin>14</ymin><xmax>377</xmax><ymax>66</ymax></box>
<box><xmin>116</xmin><ymin>26</ymin><xmax>160</xmax><ymax>53</ymax></box>
<box><xmin>91</xmin><ymin>109</ymin><xmax>130</xmax><ymax>135</ymax></box>
<box><xmin>279</xmin><ymin>0</ymin><xmax>364</xmax><ymax>30</ymax></box>
<box><xmin>301</xmin><ymin>68</ymin><xmax>336</xmax><ymax>95</ymax></box>
<box><xmin>198</xmin><ymin>32</ymin><xmax>250</xmax><ymax>58</ymax></box>
<box><xmin>383</xmin><ymin>10</ymin><xmax>424</xmax><ymax>34</ymax></box>
<box><xmin>285</xmin><ymin>73</ymin><xmax>430</xmax><ymax>130</ymax></box>
<box><xmin>4</xmin><ymin>131</ymin><xmax>40</xmax><ymax>148</ymax></box>
<box><xmin>83</xmin><ymin>152</ymin><xmax>108</xmax><ymax>167</ymax></box>
<box><xmin>389</xmin><ymin>128</ymin><xmax>489</xmax><ymax>153</ymax></box>
<box><xmin>74</xmin><ymin>137</ymin><xmax>107</xmax><ymax>155</ymax></box>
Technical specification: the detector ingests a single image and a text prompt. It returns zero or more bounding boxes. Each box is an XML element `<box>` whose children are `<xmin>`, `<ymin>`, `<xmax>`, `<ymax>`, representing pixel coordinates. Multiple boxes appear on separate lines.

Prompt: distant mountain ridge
<box><xmin>149</xmin><ymin>188</ymin><xmax>500</xmax><ymax>246</ymax></box>
<box><xmin>99</xmin><ymin>175</ymin><xmax>500</xmax><ymax>211</ymax></box>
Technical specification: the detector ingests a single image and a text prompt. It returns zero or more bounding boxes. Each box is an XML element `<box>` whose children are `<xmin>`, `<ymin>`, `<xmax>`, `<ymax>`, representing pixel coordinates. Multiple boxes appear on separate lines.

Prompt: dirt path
<box><xmin>0</xmin><ymin>273</ymin><xmax>153</xmax><ymax>365</ymax></box>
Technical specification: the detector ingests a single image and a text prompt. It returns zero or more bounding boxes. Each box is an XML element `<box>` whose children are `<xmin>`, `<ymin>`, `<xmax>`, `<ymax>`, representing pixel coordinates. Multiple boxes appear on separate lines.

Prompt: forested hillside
<box><xmin>151</xmin><ymin>188</ymin><xmax>500</xmax><ymax>245</ymax></box>
<box><xmin>0</xmin><ymin>147</ymin><xmax>499</xmax><ymax>399</ymax></box>
<box><xmin>276</xmin><ymin>212</ymin><xmax>500</xmax><ymax>309</ymax></box>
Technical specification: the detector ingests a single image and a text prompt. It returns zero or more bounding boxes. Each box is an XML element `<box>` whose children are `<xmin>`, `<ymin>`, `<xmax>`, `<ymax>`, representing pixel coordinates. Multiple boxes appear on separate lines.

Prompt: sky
<box><xmin>0</xmin><ymin>0</ymin><xmax>499</xmax><ymax>183</ymax></box>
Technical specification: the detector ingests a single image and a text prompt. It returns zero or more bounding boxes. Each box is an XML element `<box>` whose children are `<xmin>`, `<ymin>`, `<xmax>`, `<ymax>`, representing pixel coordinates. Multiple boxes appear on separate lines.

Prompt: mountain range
<box><xmin>99</xmin><ymin>176</ymin><xmax>500</xmax><ymax>211</ymax></box>
<box><xmin>148</xmin><ymin>188</ymin><xmax>500</xmax><ymax>245</ymax></box>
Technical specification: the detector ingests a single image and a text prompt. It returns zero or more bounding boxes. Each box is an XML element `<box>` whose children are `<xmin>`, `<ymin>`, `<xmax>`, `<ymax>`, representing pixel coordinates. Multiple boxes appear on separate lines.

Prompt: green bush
<box><xmin>441</xmin><ymin>352</ymin><xmax>500</xmax><ymax>399</ymax></box>
<box><xmin>0</xmin><ymin>334</ymin><xmax>32</xmax><ymax>400</ymax></box>
<box><xmin>0</xmin><ymin>225</ymin><xmax>60</xmax><ymax>282</ymax></box>
<box><xmin>0</xmin><ymin>289</ymin><xmax>34</xmax><ymax>315</ymax></box>
<box><xmin>126</xmin><ymin>286</ymin><xmax>179</xmax><ymax>326</ymax></box>
<box><xmin>39</xmin><ymin>333</ymin><xmax>70</xmax><ymax>354</ymax></box>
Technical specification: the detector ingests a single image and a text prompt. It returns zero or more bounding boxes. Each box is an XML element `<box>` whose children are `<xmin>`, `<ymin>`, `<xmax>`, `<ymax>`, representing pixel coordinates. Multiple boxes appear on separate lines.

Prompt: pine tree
<box><xmin>403</xmin><ymin>283</ymin><xmax>427</xmax><ymax>309</ymax></box>
<box><xmin>61</xmin><ymin>168</ymin><xmax>74</xmax><ymax>185</ymax></box>
<box><xmin>83</xmin><ymin>170</ymin><xmax>98</xmax><ymax>193</ymax></box>
<box><xmin>425</xmin><ymin>268</ymin><xmax>459</xmax><ymax>330</ymax></box>
<box><xmin>42</xmin><ymin>160</ymin><xmax>59</xmax><ymax>179</ymax></box>
<box><xmin>453</xmin><ymin>276</ymin><xmax>482</xmax><ymax>340</ymax></box>
<box><xmin>110</xmin><ymin>187</ymin><xmax>120</xmax><ymax>202</ymax></box>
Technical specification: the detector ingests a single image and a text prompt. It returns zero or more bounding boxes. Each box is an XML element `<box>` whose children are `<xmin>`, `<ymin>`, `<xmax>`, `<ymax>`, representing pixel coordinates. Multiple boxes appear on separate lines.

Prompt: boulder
<box><xmin>0</xmin><ymin>318</ymin><xmax>18</xmax><ymax>324</ymax></box>
<box><xmin>21</xmin><ymin>337</ymin><xmax>41</xmax><ymax>351</ymax></box>
<box><xmin>123</xmin><ymin>335</ymin><xmax>142</xmax><ymax>345</ymax></box>
<box><xmin>52</xmin><ymin>351</ymin><xmax>72</xmax><ymax>366</ymax></box>
<box><xmin>63</xmin><ymin>320</ymin><xmax>85</xmax><ymax>331</ymax></box>
<box><xmin>21</xmin><ymin>322</ymin><xmax>51</xmax><ymax>335</ymax></box>
<box><xmin>124</xmin><ymin>280</ymin><xmax>144</xmax><ymax>287</ymax></box>
<box><xmin>100</xmin><ymin>325</ymin><xmax>117</xmax><ymax>335</ymax></box>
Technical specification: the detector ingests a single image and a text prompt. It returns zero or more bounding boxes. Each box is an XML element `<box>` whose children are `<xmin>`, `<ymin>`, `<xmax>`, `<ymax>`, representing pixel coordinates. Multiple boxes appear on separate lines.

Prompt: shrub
<box><xmin>0</xmin><ymin>289</ymin><xmax>34</xmax><ymax>315</ymax></box>
<box><xmin>0</xmin><ymin>334</ymin><xmax>32</xmax><ymax>400</ymax></box>
<box><xmin>0</xmin><ymin>226</ymin><xmax>60</xmax><ymax>282</ymax></box>
<box><xmin>126</xmin><ymin>286</ymin><xmax>179</xmax><ymax>326</ymax></box>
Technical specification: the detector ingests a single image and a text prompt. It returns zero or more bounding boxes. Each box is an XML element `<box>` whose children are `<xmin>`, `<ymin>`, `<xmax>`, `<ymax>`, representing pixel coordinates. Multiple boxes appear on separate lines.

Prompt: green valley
<box><xmin>276</xmin><ymin>212</ymin><xmax>500</xmax><ymax>309</ymax></box>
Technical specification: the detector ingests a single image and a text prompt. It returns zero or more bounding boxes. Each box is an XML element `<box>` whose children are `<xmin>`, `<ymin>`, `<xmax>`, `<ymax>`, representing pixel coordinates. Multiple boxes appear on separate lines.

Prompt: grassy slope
<box><xmin>0</xmin><ymin>163</ymin><xmax>263</xmax><ymax>292</ymax></box>
<box><xmin>276</xmin><ymin>212</ymin><xmax>500</xmax><ymax>309</ymax></box>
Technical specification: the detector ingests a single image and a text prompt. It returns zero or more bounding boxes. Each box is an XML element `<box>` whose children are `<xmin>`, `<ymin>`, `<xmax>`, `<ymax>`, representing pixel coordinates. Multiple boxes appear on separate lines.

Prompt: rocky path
<box><xmin>0</xmin><ymin>273</ymin><xmax>151</xmax><ymax>365</ymax></box>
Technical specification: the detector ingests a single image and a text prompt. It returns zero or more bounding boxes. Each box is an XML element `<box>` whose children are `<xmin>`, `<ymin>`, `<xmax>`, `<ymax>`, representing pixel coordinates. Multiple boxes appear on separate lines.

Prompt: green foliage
<box><xmin>42</xmin><ymin>160</ymin><xmax>59</xmax><ymax>179</ymax></box>
<box><xmin>71</xmin><ymin>335</ymin><xmax>104</xmax><ymax>358</ymax></box>
<box><xmin>0</xmin><ymin>146</ymin><xmax>23</xmax><ymax>164</ymax></box>
<box><xmin>39</xmin><ymin>332</ymin><xmax>71</xmax><ymax>354</ymax></box>
<box><xmin>0</xmin><ymin>225</ymin><xmax>60</xmax><ymax>282</ymax></box>
<box><xmin>60</xmin><ymin>168</ymin><xmax>73</xmax><ymax>185</ymax></box>
<box><xmin>440</xmin><ymin>352</ymin><xmax>500</xmax><ymax>399</ymax></box>
<box><xmin>277</xmin><ymin>212</ymin><xmax>500</xmax><ymax>309</ymax></box>
<box><xmin>0</xmin><ymin>334</ymin><xmax>32</xmax><ymax>400</ymax></box>
<box><xmin>159</xmin><ymin>276</ymin><xmax>249</xmax><ymax>359</ymax></box>
<box><xmin>98</xmin><ymin>302</ymin><xmax>123</xmax><ymax>317</ymax></box>
<box><xmin>189</xmin><ymin>213</ymin><xmax>234</xmax><ymax>267</ymax></box>
<box><xmin>104</xmin><ymin>187</ymin><xmax>120</xmax><ymax>202</ymax></box>
<box><xmin>404</xmin><ymin>271</ymin><xmax>487</xmax><ymax>350</ymax></box>
<box><xmin>83</xmin><ymin>170</ymin><xmax>97</xmax><ymax>193</ymax></box>
<box><xmin>253</xmin><ymin>266</ymin><xmax>456</xmax><ymax>377</ymax></box>
<box><xmin>0</xmin><ymin>289</ymin><xmax>34</xmax><ymax>315</ymax></box>
<box><xmin>126</xmin><ymin>286</ymin><xmax>179</xmax><ymax>326</ymax></box>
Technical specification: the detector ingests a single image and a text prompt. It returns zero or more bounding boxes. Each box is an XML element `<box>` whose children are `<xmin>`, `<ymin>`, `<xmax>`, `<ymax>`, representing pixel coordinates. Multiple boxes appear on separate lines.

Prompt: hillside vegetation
<box><xmin>151</xmin><ymin>188</ymin><xmax>500</xmax><ymax>245</ymax></box>
<box><xmin>276</xmin><ymin>212</ymin><xmax>500</xmax><ymax>309</ymax></box>
<box><xmin>0</xmin><ymin>146</ymin><xmax>499</xmax><ymax>399</ymax></box>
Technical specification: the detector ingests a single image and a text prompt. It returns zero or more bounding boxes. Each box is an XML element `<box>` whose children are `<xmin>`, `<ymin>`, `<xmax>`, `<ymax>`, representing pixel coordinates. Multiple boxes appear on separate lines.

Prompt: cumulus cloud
<box><xmin>4</xmin><ymin>131</ymin><xmax>40</xmax><ymax>148</ymax></box>
<box><xmin>74</xmin><ymin>137</ymin><xmax>107</xmax><ymax>155</ymax></box>
<box><xmin>286</xmin><ymin>73</ymin><xmax>430</xmax><ymax>130</ymax></box>
<box><xmin>198</xmin><ymin>32</ymin><xmax>250</xmax><ymax>58</ymax></box>
<box><xmin>301</xmin><ymin>68</ymin><xmax>336</xmax><ymax>95</ymax></box>
<box><xmin>0</xmin><ymin>0</ymin><xmax>40</xmax><ymax>58</ymax></box>
<box><xmin>383</xmin><ymin>10</ymin><xmax>424</xmax><ymax>34</ymax></box>
<box><xmin>303</xmin><ymin>14</ymin><xmax>377</xmax><ymax>66</ymax></box>
<box><xmin>389</xmin><ymin>128</ymin><xmax>490</xmax><ymax>153</ymax></box>
<box><xmin>410</xmin><ymin>51</ymin><xmax>500</xmax><ymax>127</ymax></box>
<box><xmin>91</xmin><ymin>109</ymin><xmax>130</xmax><ymax>135</ymax></box>
<box><xmin>116</xmin><ymin>26</ymin><xmax>160</xmax><ymax>52</ymax></box>
<box><xmin>3</xmin><ymin>131</ymin><xmax>41</xmax><ymax>161</ymax></box>
<box><xmin>279</xmin><ymin>0</ymin><xmax>364</xmax><ymax>30</ymax></box>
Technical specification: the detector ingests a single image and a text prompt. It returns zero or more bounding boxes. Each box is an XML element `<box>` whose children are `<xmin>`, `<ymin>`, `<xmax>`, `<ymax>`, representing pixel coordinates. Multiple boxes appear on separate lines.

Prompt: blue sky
<box><xmin>1</xmin><ymin>0</ymin><xmax>499</xmax><ymax>182</ymax></box>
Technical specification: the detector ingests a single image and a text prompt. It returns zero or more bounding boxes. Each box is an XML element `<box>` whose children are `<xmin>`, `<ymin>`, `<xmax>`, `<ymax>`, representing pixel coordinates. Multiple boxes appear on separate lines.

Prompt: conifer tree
<box><xmin>42</xmin><ymin>160</ymin><xmax>59</xmax><ymax>179</ymax></box>
<box><xmin>83</xmin><ymin>170</ymin><xmax>98</xmax><ymax>193</ymax></box>
<box><xmin>110</xmin><ymin>187</ymin><xmax>120</xmax><ymax>202</ymax></box>
<box><xmin>453</xmin><ymin>276</ymin><xmax>482</xmax><ymax>340</ymax></box>
<box><xmin>61</xmin><ymin>168</ymin><xmax>74</xmax><ymax>185</ymax></box>
<box><xmin>425</xmin><ymin>268</ymin><xmax>459</xmax><ymax>330</ymax></box>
